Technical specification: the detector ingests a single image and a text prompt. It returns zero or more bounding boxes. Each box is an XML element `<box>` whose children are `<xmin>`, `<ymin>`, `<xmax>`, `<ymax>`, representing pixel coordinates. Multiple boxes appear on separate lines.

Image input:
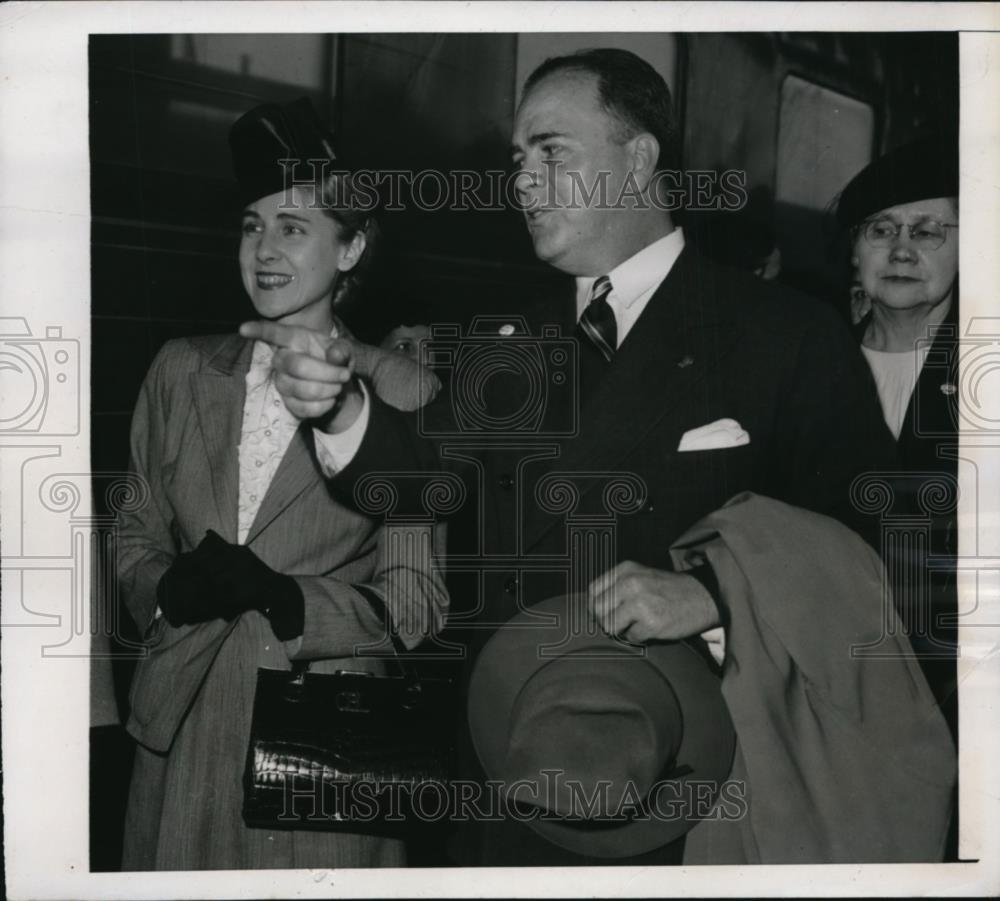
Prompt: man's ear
<box><xmin>338</xmin><ymin>231</ymin><xmax>367</xmax><ymax>273</ymax></box>
<box><xmin>626</xmin><ymin>132</ymin><xmax>660</xmax><ymax>192</ymax></box>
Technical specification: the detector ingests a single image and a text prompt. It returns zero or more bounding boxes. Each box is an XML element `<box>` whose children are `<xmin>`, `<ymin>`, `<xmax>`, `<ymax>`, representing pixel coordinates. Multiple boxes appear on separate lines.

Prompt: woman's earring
<box><xmin>850</xmin><ymin>285</ymin><xmax>871</xmax><ymax>325</ymax></box>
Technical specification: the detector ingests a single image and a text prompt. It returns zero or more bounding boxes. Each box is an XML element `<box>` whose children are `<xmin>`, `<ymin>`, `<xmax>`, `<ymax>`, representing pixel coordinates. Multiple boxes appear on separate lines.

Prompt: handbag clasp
<box><xmin>336</xmin><ymin>689</ymin><xmax>370</xmax><ymax>713</ymax></box>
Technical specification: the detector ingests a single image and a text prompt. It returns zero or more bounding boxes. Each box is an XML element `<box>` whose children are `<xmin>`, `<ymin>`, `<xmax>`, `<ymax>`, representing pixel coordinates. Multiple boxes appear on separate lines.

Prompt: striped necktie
<box><xmin>577</xmin><ymin>275</ymin><xmax>617</xmax><ymax>362</ymax></box>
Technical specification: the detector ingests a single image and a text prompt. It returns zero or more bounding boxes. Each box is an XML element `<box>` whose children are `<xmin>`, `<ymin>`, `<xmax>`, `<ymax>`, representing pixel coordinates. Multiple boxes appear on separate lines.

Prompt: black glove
<box><xmin>156</xmin><ymin>550</ymin><xmax>216</xmax><ymax>627</ymax></box>
<box><xmin>193</xmin><ymin>530</ymin><xmax>305</xmax><ymax>641</ymax></box>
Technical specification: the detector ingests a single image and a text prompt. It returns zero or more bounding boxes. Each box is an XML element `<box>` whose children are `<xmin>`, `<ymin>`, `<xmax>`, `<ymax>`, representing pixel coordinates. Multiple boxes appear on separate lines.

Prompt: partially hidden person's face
<box><xmin>852</xmin><ymin>196</ymin><xmax>958</xmax><ymax>316</ymax></box>
<box><xmin>239</xmin><ymin>186</ymin><xmax>365</xmax><ymax>332</ymax></box>
<box><xmin>511</xmin><ymin>71</ymin><xmax>636</xmax><ymax>276</ymax></box>
<box><xmin>381</xmin><ymin>324</ymin><xmax>431</xmax><ymax>362</ymax></box>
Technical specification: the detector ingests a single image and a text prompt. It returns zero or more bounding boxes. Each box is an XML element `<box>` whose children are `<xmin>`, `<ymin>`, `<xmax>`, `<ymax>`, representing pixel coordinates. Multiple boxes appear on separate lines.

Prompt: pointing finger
<box><xmin>272</xmin><ymin>372</ymin><xmax>345</xmax><ymax>403</ymax></box>
<box><xmin>272</xmin><ymin>348</ymin><xmax>350</xmax><ymax>384</ymax></box>
<box><xmin>240</xmin><ymin>320</ymin><xmax>332</xmax><ymax>357</ymax></box>
<box><xmin>240</xmin><ymin>320</ymin><xmax>298</xmax><ymax>347</ymax></box>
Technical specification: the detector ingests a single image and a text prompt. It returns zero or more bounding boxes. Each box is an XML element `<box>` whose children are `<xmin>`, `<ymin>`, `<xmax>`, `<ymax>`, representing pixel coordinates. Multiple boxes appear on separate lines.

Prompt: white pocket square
<box><xmin>677</xmin><ymin>418</ymin><xmax>750</xmax><ymax>452</ymax></box>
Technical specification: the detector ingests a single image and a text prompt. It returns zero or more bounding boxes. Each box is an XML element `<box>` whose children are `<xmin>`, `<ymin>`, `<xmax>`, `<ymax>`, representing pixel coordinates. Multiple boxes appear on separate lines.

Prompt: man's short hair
<box><xmin>522</xmin><ymin>48</ymin><xmax>679</xmax><ymax>172</ymax></box>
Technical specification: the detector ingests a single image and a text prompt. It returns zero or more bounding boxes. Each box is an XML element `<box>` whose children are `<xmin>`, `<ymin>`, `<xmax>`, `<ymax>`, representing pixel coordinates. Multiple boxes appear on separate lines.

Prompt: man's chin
<box><xmin>534</xmin><ymin>243</ymin><xmax>592</xmax><ymax>277</ymax></box>
<box><xmin>530</xmin><ymin>235</ymin><xmax>565</xmax><ymax>266</ymax></box>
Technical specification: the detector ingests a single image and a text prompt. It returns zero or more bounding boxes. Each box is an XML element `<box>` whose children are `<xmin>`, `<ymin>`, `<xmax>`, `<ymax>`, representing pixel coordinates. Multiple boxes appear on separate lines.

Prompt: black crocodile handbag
<box><xmin>242</xmin><ymin>662</ymin><xmax>455</xmax><ymax>834</ymax></box>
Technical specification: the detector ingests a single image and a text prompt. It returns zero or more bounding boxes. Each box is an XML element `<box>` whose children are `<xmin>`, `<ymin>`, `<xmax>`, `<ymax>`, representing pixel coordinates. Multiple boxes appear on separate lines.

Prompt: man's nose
<box><xmin>514</xmin><ymin>170</ymin><xmax>536</xmax><ymax>206</ymax></box>
<box><xmin>514</xmin><ymin>165</ymin><xmax>545</xmax><ymax>209</ymax></box>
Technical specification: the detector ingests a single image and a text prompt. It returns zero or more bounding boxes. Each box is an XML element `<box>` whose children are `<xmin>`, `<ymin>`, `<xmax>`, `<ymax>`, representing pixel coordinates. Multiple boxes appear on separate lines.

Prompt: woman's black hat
<box><xmin>835</xmin><ymin>135</ymin><xmax>958</xmax><ymax>229</ymax></box>
<box><xmin>229</xmin><ymin>97</ymin><xmax>340</xmax><ymax>206</ymax></box>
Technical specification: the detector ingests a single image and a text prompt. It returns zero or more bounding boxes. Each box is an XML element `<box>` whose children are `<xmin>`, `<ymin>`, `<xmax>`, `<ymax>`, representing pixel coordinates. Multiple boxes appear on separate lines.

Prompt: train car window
<box><xmin>775</xmin><ymin>74</ymin><xmax>874</xmax><ymax>213</ymax></box>
<box><xmin>169</xmin><ymin>34</ymin><xmax>332</xmax><ymax>88</ymax></box>
<box><xmin>774</xmin><ymin>74</ymin><xmax>874</xmax><ymax>302</ymax></box>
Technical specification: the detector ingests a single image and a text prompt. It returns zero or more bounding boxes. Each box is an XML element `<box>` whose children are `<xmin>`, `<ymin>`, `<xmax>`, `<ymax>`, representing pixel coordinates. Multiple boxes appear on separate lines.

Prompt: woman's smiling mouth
<box><xmin>255</xmin><ymin>272</ymin><xmax>295</xmax><ymax>289</ymax></box>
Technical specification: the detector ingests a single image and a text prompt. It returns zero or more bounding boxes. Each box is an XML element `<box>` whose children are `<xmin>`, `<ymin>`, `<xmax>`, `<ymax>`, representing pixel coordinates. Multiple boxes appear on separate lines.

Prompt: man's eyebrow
<box><xmin>510</xmin><ymin>131</ymin><xmax>567</xmax><ymax>155</ymax></box>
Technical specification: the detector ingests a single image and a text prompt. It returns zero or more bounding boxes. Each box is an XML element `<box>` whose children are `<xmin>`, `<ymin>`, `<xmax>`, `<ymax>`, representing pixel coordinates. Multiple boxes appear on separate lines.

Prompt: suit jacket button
<box><xmin>498</xmin><ymin>474</ymin><xmax>514</xmax><ymax>489</ymax></box>
<box><xmin>504</xmin><ymin>577</ymin><xmax>518</xmax><ymax>595</ymax></box>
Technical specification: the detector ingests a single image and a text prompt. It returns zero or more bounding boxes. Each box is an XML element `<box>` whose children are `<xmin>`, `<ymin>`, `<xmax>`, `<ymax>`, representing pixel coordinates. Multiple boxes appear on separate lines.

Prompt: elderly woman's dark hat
<box><xmin>835</xmin><ymin>135</ymin><xmax>958</xmax><ymax>229</ymax></box>
<box><xmin>229</xmin><ymin>97</ymin><xmax>341</xmax><ymax>206</ymax></box>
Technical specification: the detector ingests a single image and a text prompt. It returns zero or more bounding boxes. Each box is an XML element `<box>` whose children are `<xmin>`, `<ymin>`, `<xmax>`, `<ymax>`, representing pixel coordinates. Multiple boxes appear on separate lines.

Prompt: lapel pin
<box><xmin>677</xmin><ymin>354</ymin><xmax>694</xmax><ymax>369</ymax></box>
<box><xmin>940</xmin><ymin>382</ymin><xmax>957</xmax><ymax>396</ymax></box>
<box><xmin>499</xmin><ymin>323</ymin><xmax>516</xmax><ymax>336</ymax></box>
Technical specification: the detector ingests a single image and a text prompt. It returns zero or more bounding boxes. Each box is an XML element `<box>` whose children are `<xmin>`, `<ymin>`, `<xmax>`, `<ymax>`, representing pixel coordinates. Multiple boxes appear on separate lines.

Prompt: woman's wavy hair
<box><xmin>316</xmin><ymin>171</ymin><xmax>381</xmax><ymax>314</ymax></box>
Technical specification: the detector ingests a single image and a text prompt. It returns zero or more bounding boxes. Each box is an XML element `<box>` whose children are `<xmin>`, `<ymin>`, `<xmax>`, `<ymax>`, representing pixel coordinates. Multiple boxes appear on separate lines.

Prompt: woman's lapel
<box><xmin>189</xmin><ymin>334</ymin><xmax>330</xmax><ymax>547</ymax></box>
<box><xmin>244</xmin><ymin>425</ymin><xmax>325</xmax><ymax>546</ymax></box>
<box><xmin>190</xmin><ymin>335</ymin><xmax>251</xmax><ymax>543</ymax></box>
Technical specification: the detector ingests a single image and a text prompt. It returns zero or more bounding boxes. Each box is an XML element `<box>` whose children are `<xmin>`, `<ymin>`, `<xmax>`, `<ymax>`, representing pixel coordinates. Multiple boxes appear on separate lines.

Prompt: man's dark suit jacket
<box><xmin>335</xmin><ymin>245</ymin><xmax>900</xmax><ymax>865</ymax></box>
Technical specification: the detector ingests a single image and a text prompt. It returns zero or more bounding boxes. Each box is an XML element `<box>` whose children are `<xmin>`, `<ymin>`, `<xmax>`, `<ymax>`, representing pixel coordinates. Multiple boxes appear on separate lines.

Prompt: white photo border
<box><xmin>1</xmin><ymin>2</ymin><xmax>997</xmax><ymax>898</ymax></box>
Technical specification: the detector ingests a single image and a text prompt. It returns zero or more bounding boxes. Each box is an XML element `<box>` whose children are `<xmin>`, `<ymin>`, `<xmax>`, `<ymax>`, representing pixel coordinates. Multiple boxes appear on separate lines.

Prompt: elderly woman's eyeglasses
<box><xmin>856</xmin><ymin>217</ymin><xmax>958</xmax><ymax>251</ymax></box>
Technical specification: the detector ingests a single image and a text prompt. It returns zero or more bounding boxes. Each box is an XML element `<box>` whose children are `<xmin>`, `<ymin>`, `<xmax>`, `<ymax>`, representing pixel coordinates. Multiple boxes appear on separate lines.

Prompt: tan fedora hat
<box><xmin>467</xmin><ymin>594</ymin><xmax>736</xmax><ymax>858</ymax></box>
